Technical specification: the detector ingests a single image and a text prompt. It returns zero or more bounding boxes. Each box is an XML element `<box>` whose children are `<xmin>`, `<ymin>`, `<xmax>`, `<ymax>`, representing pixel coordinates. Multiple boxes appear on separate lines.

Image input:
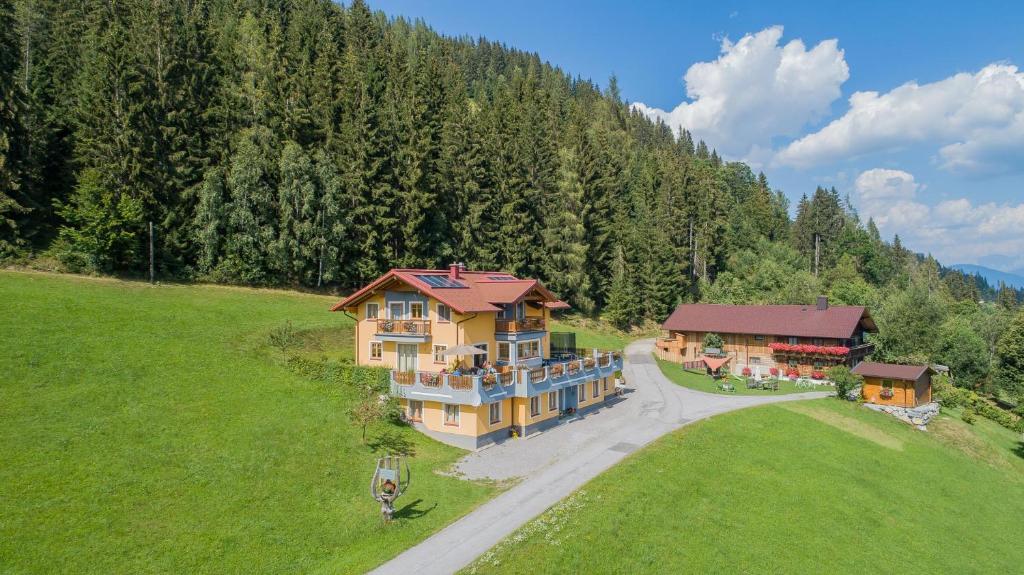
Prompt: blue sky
<box><xmin>371</xmin><ymin>0</ymin><xmax>1024</xmax><ymax>273</ymax></box>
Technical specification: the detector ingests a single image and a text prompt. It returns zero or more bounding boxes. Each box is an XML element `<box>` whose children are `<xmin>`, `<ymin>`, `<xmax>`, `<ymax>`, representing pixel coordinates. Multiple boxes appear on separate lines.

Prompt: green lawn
<box><xmin>656</xmin><ymin>357</ymin><xmax>831</xmax><ymax>395</ymax></box>
<box><xmin>0</xmin><ymin>271</ymin><xmax>497</xmax><ymax>574</ymax></box>
<box><xmin>464</xmin><ymin>400</ymin><xmax>1024</xmax><ymax>574</ymax></box>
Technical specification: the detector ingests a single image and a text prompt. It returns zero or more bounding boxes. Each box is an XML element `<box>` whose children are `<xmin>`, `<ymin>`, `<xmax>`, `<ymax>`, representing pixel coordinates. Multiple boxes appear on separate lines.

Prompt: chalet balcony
<box><xmin>390</xmin><ymin>369</ymin><xmax>515</xmax><ymax>406</ymax></box>
<box><xmin>513</xmin><ymin>350</ymin><xmax>623</xmax><ymax>397</ymax></box>
<box><xmin>374</xmin><ymin>318</ymin><xmax>431</xmax><ymax>342</ymax></box>
<box><xmin>494</xmin><ymin>317</ymin><xmax>546</xmax><ymax>333</ymax></box>
<box><xmin>389</xmin><ymin>350</ymin><xmax>623</xmax><ymax>404</ymax></box>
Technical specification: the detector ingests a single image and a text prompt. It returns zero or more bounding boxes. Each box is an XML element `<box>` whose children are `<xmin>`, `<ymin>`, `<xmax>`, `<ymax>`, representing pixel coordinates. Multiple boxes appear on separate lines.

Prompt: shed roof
<box><xmin>661</xmin><ymin>303</ymin><xmax>876</xmax><ymax>339</ymax></box>
<box><xmin>852</xmin><ymin>362</ymin><xmax>932</xmax><ymax>381</ymax></box>
<box><xmin>330</xmin><ymin>268</ymin><xmax>570</xmax><ymax>315</ymax></box>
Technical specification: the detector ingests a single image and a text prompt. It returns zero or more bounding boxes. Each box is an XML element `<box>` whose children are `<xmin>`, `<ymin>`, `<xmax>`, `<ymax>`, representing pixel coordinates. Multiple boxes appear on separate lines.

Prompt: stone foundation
<box><xmin>864</xmin><ymin>402</ymin><xmax>940</xmax><ymax>430</ymax></box>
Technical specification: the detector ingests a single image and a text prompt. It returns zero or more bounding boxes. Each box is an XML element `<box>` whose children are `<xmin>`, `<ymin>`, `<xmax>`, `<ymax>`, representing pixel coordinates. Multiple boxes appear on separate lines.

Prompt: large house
<box><xmin>656</xmin><ymin>297</ymin><xmax>876</xmax><ymax>376</ymax></box>
<box><xmin>331</xmin><ymin>264</ymin><xmax>623</xmax><ymax>449</ymax></box>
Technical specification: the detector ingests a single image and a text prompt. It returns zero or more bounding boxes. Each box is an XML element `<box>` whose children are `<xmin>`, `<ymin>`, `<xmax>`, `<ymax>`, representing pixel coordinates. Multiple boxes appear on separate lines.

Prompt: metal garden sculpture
<box><xmin>370</xmin><ymin>454</ymin><xmax>411</xmax><ymax>522</ymax></box>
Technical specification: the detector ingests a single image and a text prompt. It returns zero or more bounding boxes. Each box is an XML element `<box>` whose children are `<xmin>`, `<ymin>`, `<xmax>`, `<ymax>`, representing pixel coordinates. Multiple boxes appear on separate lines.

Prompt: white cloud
<box><xmin>777</xmin><ymin>64</ymin><xmax>1024</xmax><ymax>175</ymax></box>
<box><xmin>852</xmin><ymin>168</ymin><xmax>1024</xmax><ymax>265</ymax></box>
<box><xmin>631</xmin><ymin>26</ymin><xmax>849</xmax><ymax>161</ymax></box>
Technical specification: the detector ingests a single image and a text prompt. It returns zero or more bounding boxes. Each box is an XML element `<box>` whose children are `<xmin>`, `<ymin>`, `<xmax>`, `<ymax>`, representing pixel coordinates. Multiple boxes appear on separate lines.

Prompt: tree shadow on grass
<box><xmin>1013</xmin><ymin>440</ymin><xmax>1024</xmax><ymax>461</ymax></box>
<box><xmin>393</xmin><ymin>499</ymin><xmax>436</xmax><ymax>520</ymax></box>
<box><xmin>368</xmin><ymin>430</ymin><xmax>417</xmax><ymax>456</ymax></box>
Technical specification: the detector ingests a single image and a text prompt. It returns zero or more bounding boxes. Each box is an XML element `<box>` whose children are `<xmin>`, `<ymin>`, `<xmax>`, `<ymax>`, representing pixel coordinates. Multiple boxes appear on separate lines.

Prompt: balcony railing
<box><xmin>375</xmin><ymin>318</ymin><xmax>431</xmax><ymax>336</ymax></box>
<box><xmin>495</xmin><ymin>317</ymin><xmax>546</xmax><ymax>332</ymax></box>
<box><xmin>390</xmin><ymin>349</ymin><xmax>624</xmax><ymax>401</ymax></box>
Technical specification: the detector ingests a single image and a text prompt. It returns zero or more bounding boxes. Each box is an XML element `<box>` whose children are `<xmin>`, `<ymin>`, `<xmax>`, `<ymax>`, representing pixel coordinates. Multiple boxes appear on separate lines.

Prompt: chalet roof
<box><xmin>330</xmin><ymin>268</ymin><xmax>571</xmax><ymax>315</ymax></box>
<box><xmin>853</xmin><ymin>362</ymin><xmax>932</xmax><ymax>381</ymax></box>
<box><xmin>661</xmin><ymin>303</ymin><xmax>877</xmax><ymax>339</ymax></box>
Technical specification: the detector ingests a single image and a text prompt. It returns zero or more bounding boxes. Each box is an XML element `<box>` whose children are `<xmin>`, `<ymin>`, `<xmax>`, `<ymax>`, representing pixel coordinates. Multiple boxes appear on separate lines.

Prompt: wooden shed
<box><xmin>853</xmin><ymin>362</ymin><xmax>933</xmax><ymax>408</ymax></box>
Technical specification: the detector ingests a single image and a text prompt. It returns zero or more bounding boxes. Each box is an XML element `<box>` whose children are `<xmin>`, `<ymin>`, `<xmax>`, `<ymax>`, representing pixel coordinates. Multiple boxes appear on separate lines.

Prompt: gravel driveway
<box><xmin>369</xmin><ymin>339</ymin><xmax>830</xmax><ymax>575</ymax></box>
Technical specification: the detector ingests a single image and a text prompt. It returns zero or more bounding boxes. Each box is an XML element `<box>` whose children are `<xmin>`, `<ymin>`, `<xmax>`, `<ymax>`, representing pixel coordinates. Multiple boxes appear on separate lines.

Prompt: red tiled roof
<box><xmin>661</xmin><ymin>303</ymin><xmax>876</xmax><ymax>339</ymax></box>
<box><xmin>329</xmin><ymin>269</ymin><xmax>570</xmax><ymax>314</ymax></box>
<box><xmin>853</xmin><ymin>362</ymin><xmax>931</xmax><ymax>381</ymax></box>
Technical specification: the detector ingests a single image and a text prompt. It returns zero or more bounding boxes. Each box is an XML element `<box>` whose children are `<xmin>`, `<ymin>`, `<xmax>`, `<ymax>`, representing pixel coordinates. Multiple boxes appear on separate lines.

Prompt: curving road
<box><xmin>369</xmin><ymin>339</ymin><xmax>830</xmax><ymax>575</ymax></box>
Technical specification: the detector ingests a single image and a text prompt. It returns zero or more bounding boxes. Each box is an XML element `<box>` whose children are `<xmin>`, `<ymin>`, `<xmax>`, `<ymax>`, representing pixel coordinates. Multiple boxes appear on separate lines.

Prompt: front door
<box><xmin>564</xmin><ymin>385</ymin><xmax>577</xmax><ymax>411</ymax></box>
<box><xmin>397</xmin><ymin>343</ymin><xmax>418</xmax><ymax>373</ymax></box>
<box><xmin>473</xmin><ymin>343</ymin><xmax>489</xmax><ymax>368</ymax></box>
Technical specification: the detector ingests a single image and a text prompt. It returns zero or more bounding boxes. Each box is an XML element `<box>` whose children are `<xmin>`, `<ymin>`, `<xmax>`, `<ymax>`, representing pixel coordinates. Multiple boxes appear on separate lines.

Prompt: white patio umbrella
<box><xmin>441</xmin><ymin>344</ymin><xmax>488</xmax><ymax>357</ymax></box>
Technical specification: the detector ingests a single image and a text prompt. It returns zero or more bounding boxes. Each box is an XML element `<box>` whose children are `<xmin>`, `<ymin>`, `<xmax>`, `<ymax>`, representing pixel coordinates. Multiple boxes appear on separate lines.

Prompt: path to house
<box><xmin>370</xmin><ymin>339</ymin><xmax>830</xmax><ymax>575</ymax></box>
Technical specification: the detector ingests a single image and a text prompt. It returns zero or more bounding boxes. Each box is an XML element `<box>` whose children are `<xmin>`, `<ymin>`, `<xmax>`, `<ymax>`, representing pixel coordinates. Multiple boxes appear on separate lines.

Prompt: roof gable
<box><xmin>330</xmin><ymin>269</ymin><xmax>569</xmax><ymax>314</ymax></box>
<box><xmin>661</xmin><ymin>303</ymin><xmax>876</xmax><ymax>339</ymax></box>
<box><xmin>853</xmin><ymin>362</ymin><xmax>931</xmax><ymax>381</ymax></box>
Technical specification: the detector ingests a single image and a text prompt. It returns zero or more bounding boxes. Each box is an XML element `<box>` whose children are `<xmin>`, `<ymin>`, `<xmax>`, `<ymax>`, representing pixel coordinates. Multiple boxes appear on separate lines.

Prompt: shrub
<box><xmin>786</xmin><ymin>368</ymin><xmax>800</xmax><ymax>379</ymax></box>
<box><xmin>268</xmin><ymin>321</ymin><xmax>299</xmax><ymax>352</ymax></box>
<box><xmin>961</xmin><ymin>408</ymin><xmax>977</xmax><ymax>425</ymax></box>
<box><xmin>703</xmin><ymin>332</ymin><xmax>724</xmax><ymax>351</ymax></box>
<box><xmin>828</xmin><ymin>365</ymin><xmax>863</xmax><ymax>400</ymax></box>
<box><xmin>811</xmin><ymin>370</ymin><xmax>825</xmax><ymax>380</ymax></box>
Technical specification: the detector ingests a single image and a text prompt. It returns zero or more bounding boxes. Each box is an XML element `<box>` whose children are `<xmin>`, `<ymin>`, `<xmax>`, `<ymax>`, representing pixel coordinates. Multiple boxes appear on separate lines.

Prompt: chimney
<box><xmin>816</xmin><ymin>296</ymin><xmax>828</xmax><ymax>311</ymax></box>
<box><xmin>448</xmin><ymin>263</ymin><xmax>460</xmax><ymax>280</ymax></box>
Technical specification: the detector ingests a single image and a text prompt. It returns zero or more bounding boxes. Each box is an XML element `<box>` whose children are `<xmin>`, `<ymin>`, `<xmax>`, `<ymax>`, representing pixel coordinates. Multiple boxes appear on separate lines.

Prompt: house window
<box><xmin>788</xmin><ymin>337</ymin><xmax>799</xmax><ymax>345</ymax></box>
<box><xmin>578</xmin><ymin>384</ymin><xmax>586</xmax><ymax>401</ymax></box>
<box><xmin>436</xmin><ymin>303</ymin><xmax>451</xmax><ymax>322</ymax></box>
<box><xmin>788</xmin><ymin>360</ymin><xmax>798</xmax><ymax>368</ymax></box>
<box><xmin>882</xmin><ymin>379</ymin><xmax>894</xmax><ymax>389</ymax></box>
<box><xmin>602</xmin><ymin>378</ymin><xmax>608</xmax><ymax>391</ymax></box>
<box><xmin>389</xmin><ymin>302</ymin><xmax>404</xmax><ymax>319</ymax></box>
<box><xmin>813</xmin><ymin>360</ymin><xmax>823</xmax><ymax>369</ymax></box>
<box><xmin>409</xmin><ymin>302</ymin><xmax>424</xmax><ymax>319</ymax></box>
<box><xmin>516</xmin><ymin>301</ymin><xmax>526</xmax><ymax>318</ymax></box>
<box><xmin>754</xmin><ymin>335</ymin><xmax>765</xmax><ymax>341</ymax></box>
<box><xmin>444</xmin><ymin>404</ymin><xmax>460</xmax><ymax>426</ymax></box>
<box><xmin>517</xmin><ymin>339</ymin><xmax>540</xmax><ymax>360</ymax></box>
<box><xmin>365</xmin><ymin>303</ymin><xmax>379</xmax><ymax>320</ymax></box>
<box><xmin>751</xmin><ymin>357</ymin><xmax>761</xmax><ymax>364</ymax></box>
<box><xmin>489</xmin><ymin>401</ymin><xmax>501</xmax><ymax>424</ymax></box>
<box><xmin>548</xmin><ymin>391</ymin><xmax>557</xmax><ymax>411</ymax></box>
<box><xmin>433</xmin><ymin>344</ymin><xmax>447</xmax><ymax>364</ymax></box>
<box><xmin>812</xmin><ymin>338</ymin><xmax>824</xmax><ymax>346</ymax></box>
<box><xmin>408</xmin><ymin>400</ymin><xmax>423</xmax><ymax>422</ymax></box>
<box><xmin>530</xmin><ymin>396</ymin><xmax>540</xmax><ymax>417</ymax></box>
<box><xmin>497</xmin><ymin>341</ymin><xmax>511</xmax><ymax>362</ymax></box>
<box><xmin>369</xmin><ymin>341</ymin><xmax>383</xmax><ymax>360</ymax></box>
<box><xmin>592</xmin><ymin>381</ymin><xmax>599</xmax><ymax>397</ymax></box>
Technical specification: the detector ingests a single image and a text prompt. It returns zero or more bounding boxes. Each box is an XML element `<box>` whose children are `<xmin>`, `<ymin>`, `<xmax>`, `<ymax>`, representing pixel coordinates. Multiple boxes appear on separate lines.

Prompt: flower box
<box><xmin>768</xmin><ymin>342</ymin><xmax>850</xmax><ymax>357</ymax></box>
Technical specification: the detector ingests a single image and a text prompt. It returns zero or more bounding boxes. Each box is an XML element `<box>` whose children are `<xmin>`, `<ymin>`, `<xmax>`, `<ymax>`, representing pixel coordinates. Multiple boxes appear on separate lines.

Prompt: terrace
<box><xmin>390</xmin><ymin>349</ymin><xmax>623</xmax><ymax>404</ymax></box>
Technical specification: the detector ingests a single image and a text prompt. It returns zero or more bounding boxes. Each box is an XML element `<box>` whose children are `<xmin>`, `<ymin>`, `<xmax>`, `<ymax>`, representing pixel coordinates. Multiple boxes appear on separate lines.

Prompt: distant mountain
<box><xmin>950</xmin><ymin>264</ymin><xmax>1024</xmax><ymax>289</ymax></box>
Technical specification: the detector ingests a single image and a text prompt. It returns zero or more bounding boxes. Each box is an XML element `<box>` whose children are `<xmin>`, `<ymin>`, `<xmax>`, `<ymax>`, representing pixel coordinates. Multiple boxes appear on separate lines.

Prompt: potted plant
<box><xmin>880</xmin><ymin>387</ymin><xmax>894</xmax><ymax>399</ymax></box>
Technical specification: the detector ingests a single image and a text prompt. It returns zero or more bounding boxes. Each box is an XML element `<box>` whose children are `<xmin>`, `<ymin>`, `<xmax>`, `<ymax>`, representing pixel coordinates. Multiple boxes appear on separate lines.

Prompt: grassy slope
<box><xmin>548</xmin><ymin>317</ymin><xmax>634</xmax><ymax>351</ymax></box>
<box><xmin>657</xmin><ymin>357</ymin><xmax>831</xmax><ymax>396</ymax></box>
<box><xmin>465</xmin><ymin>400</ymin><xmax>1024</xmax><ymax>574</ymax></box>
<box><xmin>0</xmin><ymin>271</ymin><xmax>497</xmax><ymax>574</ymax></box>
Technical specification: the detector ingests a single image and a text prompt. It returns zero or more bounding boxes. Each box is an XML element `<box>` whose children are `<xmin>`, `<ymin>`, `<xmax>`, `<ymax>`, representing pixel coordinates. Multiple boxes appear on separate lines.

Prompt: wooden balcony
<box><xmin>495</xmin><ymin>317</ymin><xmax>546</xmax><ymax>333</ymax></box>
<box><xmin>375</xmin><ymin>318</ymin><xmax>431</xmax><ymax>337</ymax></box>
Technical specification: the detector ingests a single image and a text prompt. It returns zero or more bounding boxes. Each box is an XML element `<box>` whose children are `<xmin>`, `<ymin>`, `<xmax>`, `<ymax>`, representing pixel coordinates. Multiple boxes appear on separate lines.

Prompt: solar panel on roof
<box><xmin>414</xmin><ymin>274</ymin><xmax>466</xmax><ymax>288</ymax></box>
<box><xmin>487</xmin><ymin>275</ymin><xmax>517</xmax><ymax>281</ymax></box>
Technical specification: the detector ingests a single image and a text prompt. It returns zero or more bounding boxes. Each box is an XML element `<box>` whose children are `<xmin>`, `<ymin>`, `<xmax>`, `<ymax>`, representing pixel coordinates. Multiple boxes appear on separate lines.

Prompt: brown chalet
<box><xmin>656</xmin><ymin>296</ymin><xmax>877</xmax><ymax>376</ymax></box>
